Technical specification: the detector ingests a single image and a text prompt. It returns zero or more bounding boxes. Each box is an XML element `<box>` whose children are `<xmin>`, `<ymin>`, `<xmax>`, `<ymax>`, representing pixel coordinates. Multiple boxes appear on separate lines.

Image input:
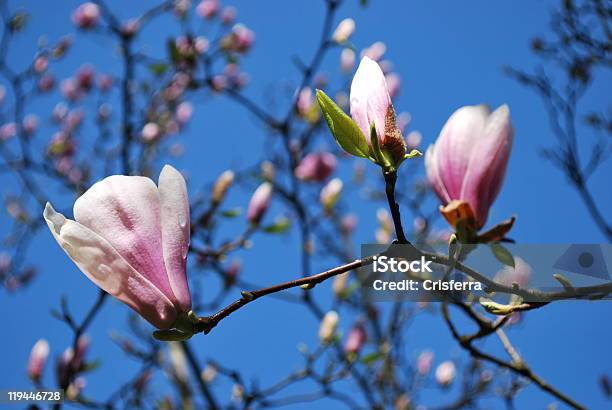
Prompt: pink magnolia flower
<box><xmin>72</xmin><ymin>3</ymin><xmax>101</xmax><ymax>29</ymax></box>
<box><xmin>294</xmin><ymin>152</ymin><xmax>337</xmax><ymax>182</ymax></box>
<box><xmin>344</xmin><ymin>324</ymin><xmax>366</xmax><ymax>354</ymax></box>
<box><xmin>340</xmin><ymin>48</ymin><xmax>355</xmax><ymax>73</ymax></box>
<box><xmin>175</xmin><ymin>102</ymin><xmax>194</xmax><ymax>124</ymax></box>
<box><xmin>142</xmin><ymin>122</ymin><xmax>161</xmax><ymax>142</ymax></box>
<box><xmin>350</xmin><ymin>56</ymin><xmax>406</xmax><ymax>166</ymax></box>
<box><xmin>247</xmin><ymin>182</ymin><xmax>273</xmax><ymax>224</ymax></box>
<box><xmin>340</xmin><ymin>213</ymin><xmax>358</xmax><ymax>235</ymax></box>
<box><xmin>122</xmin><ymin>19</ymin><xmax>140</xmax><ymax>37</ymax></box>
<box><xmin>361</xmin><ymin>41</ymin><xmax>386</xmax><ymax>61</ymax></box>
<box><xmin>416</xmin><ymin>350</ymin><xmax>434</xmax><ymax>375</ymax></box>
<box><xmin>385</xmin><ymin>72</ymin><xmax>401</xmax><ymax>98</ymax></box>
<box><xmin>34</xmin><ymin>56</ymin><xmax>49</xmax><ymax>73</ymax></box>
<box><xmin>221</xmin><ymin>6</ymin><xmax>237</xmax><ymax>24</ymax></box>
<box><xmin>425</xmin><ymin>104</ymin><xmax>513</xmax><ymax>229</ymax></box>
<box><xmin>0</xmin><ymin>122</ymin><xmax>17</xmax><ymax>140</ymax></box>
<box><xmin>230</xmin><ymin>24</ymin><xmax>255</xmax><ymax>52</ymax></box>
<box><xmin>28</xmin><ymin>339</ymin><xmax>49</xmax><ymax>381</ymax></box>
<box><xmin>435</xmin><ymin>360</ymin><xmax>456</xmax><ymax>387</ymax></box>
<box><xmin>43</xmin><ymin>165</ymin><xmax>192</xmax><ymax>329</ymax></box>
<box><xmin>23</xmin><ymin>114</ymin><xmax>39</xmax><ymax>136</ymax></box>
<box><xmin>319</xmin><ymin>310</ymin><xmax>339</xmax><ymax>343</ymax></box>
<box><xmin>38</xmin><ymin>74</ymin><xmax>55</xmax><ymax>92</ymax></box>
<box><xmin>197</xmin><ymin>0</ymin><xmax>218</xmax><ymax>18</ymax></box>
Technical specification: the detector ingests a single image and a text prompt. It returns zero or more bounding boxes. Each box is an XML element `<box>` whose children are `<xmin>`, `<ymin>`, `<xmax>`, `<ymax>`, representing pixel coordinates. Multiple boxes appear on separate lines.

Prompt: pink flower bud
<box><xmin>76</xmin><ymin>65</ymin><xmax>95</xmax><ymax>91</ymax></box>
<box><xmin>23</xmin><ymin>114</ymin><xmax>39</xmax><ymax>136</ymax></box>
<box><xmin>295</xmin><ymin>152</ymin><xmax>337</xmax><ymax>182</ymax></box>
<box><xmin>495</xmin><ymin>257</ymin><xmax>531</xmax><ymax>289</ymax></box>
<box><xmin>175</xmin><ymin>101</ymin><xmax>193</xmax><ymax>124</ymax></box>
<box><xmin>211</xmin><ymin>75</ymin><xmax>226</xmax><ymax>91</ymax></box>
<box><xmin>344</xmin><ymin>324</ymin><xmax>366</xmax><ymax>354</ymax></box>
<box><xmin>435</xmin><ymin>360</ymin><xmax>456</xmax><ymax>387</ymax></box>
<box><xmin>320</xmin><ymin>178</ymin><xmax>342</xmax><ymax>211</ymax></box>
<box><xmin>333</xmin><ymin>18</ymin><xmax>355</xmax><ymax>43</ymax></box>
<box><xmin>27</xmin><ymin>339</ymin><xmax>49</xmax><ymax>381</ymax></box>
<box><xmin>72</xmin><ymin>3</ymin><xmax>101</xmax><ymax>29</ymax></box>
<box><xmin>416</xmin><ymin>350</ymin><xmax>434</xmax><ymax>375</ymax></box>
<box><xmin>142</xmin><ymin>122</ymin><xmax>161</xmax><ymax>142</ymax></box>
<box><xmin>296</xmin><ymin>87</ymin><xmax>314</xmax><ymax>117</ymax></box>
<box><xmin>34</xmin><ymin>56</ymin><xmax>49</xmax><ymax>73</ymax></box>
<box><xmin>122</xmin><ymin>19</ymin><xmax>140</xmax><ymax>37</ymax></box>
<box><xmin>385</xmin><ymin>72</ymin><xmax>401</xmax><ymax>98</ymax></box>
<box><xmin>247</xmin><ymin>182</ymin><xmax>273</xmax><ymax>224</ymax></box>
<box><xmin>340</xmin><ymin>48</ymin><xmax>355</xmax><ymax>73</ymax></box>
<box><xmin>196</xmin><ymin>0</ymin><xmax>218</xmax><ymax>19</ymax></box>
<box><xmin>194</xmin><ymin>36</ymin><xmax>209</xmax><ymax>54</ymax></box>
<box><xmin>43</xmin><ymin>165</ymin><xmax>192</xmax><ymax>329</ymax></box>
<box><xmin>425</xmin><ymin>104</ymin><xmax>513</xmax><ymax>229</ymax></box>
<box><xmin>221</xmin><ymin>6</ymin><xmax>236</xmax><ymax>24</ymax></box>
<box><xmin>60</xmin><ymin>78</ymin><xmax>80</xmax><ymax>101</ymax></box>
<box><xmin>173</xmin><ymin>0</ymin><xmax>191</xmax><ymax>17</ymax></box>
<box><xmin>38</xmin><ymin>74</ymin><xmax>55</xmax><ymax>92</ymax></box>
<box><xmin>350</xmin><ymin>57</ymin><xmax>406</xmax><ymax>165</ymax></box>
<box><xmin>341</xmin><ymin>213</ymin><xmax>358</xmax><ymax>235</ymax></box>
<box><xmin>0</xmin><ymin>122</ymin><xmax>16</xmax><ymax>140</ymax></box>
<box><xmin>97</xmin><ymin>74</ymin><xmax>113</xmax><ymax>92</ymax></box>
<box><xmin>361</xmin><ymin>41</ymin><xmax>386</xmax><ymax>61</ymax></box>
<box><xmin>230</xmin><ymin>24</ymin><xmax>255</xmax><ymax>53</ymax></box>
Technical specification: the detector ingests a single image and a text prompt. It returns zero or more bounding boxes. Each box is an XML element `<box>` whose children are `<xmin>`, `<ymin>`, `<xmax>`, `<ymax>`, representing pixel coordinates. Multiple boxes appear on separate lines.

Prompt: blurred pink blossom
<box><xmin>176</xmin><ymin>102</ymin><xmax>194</xmax><ymax>124</ymax></box>
<box><xmin>340</xmin><ymin>48</ymin><xmax>355</xmax><ymax>73</ymax></box>
<box><xmin>416</xmin><ymin>350</ymin><xmax>434</xmax><ymax>375</ymax></box>
<box><xmin>435</xmin><ymin>360</ymin><xmax>456</xmax><ymax>387</ymax></box>
<box><xmin>247</xmin><ymin>182</ymin><xmax>273</xmax><ymax>224</ymax></box>
<box><xmin>344</xmin><ymin>324</ymin><xmax>366</xmax><ymax>354</ymax></box>
<box><xmin>27</xmin><ymin>339</ymin><xmax>49</xmax><ymax>381</ymax></box>
<box><xmin>72</xmin><ymin>3</ymin><xmax>101</xmax><ymax>29</ymax></box>
<box><xmin>197</xmin><ymin>0</ymin><xmax>218</xmax><ymax>18</ymax></box>
<box><xmin>294</xmin><ymin>151</ymin><xmax>337</xmax><ymax>182</ymax></box>
<box><xmin>0</xmin><ymin>122</ymin><xmax>17</xmax><ymax>140</ymax></box>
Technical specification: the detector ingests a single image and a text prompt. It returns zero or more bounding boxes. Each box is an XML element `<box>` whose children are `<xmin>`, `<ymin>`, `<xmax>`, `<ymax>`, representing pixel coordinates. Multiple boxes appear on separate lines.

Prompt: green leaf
<box><xmin>167</xmin><ymin>39</ymin><xmax>181</xmax><ymax>64</ymax></box>
<box><xmin>316</xmin><ymin>89</ymin><xmax>371</xmax><ymax>159</ymax></box>
<box><xmin>490</xmin><ymin>243</ymin><xmax>515</xmax><ymax>268</ymax></box>
<box><xmin>359</xmin><ymin>0</ymin><xmax>369</xmax><ymax>6</ymax></box>
<box><xmin>149</xmin><ymin>63</ymin><xmax>168</xmax><ymax>76</ymax></box>
<box><xmin>263</xmin><ymin>216</ymin><xmax>291</xmax><ymax>233</ymax></box>
<box><xmin>221</xmin><ymin>208</ymin><xmax>242</xmax><ymax>218</ymax></box>
<box><xmin>360</xmin><ymin>351</ymin><xmax>384</xmax><ymax>365</ymax></box>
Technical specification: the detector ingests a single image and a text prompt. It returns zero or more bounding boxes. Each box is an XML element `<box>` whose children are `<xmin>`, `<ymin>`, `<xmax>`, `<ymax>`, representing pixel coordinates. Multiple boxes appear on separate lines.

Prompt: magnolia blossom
<box><xmin>72</xmin><ymin>3</ymin><xmax>100</xmax><ymax>29</ymax></box>
<box><xmin>175</xmin><ymin>102</ymin><xmax>194</xmax><ymax>124</ymax></box>
<box><xmin>416</xmin><ymin>350</ymin><xmax>434</xmax><ymax>375</ymax></box>
<box><xmin>320</xmin><ymin>178</ymin><xmax>342</xmax><ymax>211</ymax></box>
<box><xmin>294</xmin><ymin>152</ymin><xmax>337</xmax><ymax>182</ymax></box>
<box><xmin>333</xmin><ymin>18</ymin><xmax>355</xmax><ymax>43</ymax></box>
<box><xmin>425</xmin><ymin>105</ymin><xmax>513</xmax><ymax>229</ymax></box>
<box><xmin>344</xmin><ymin>324</ymin><xmax>366</xmax><ymax>354</ymax></box>
<box><xmin>197</xmin><ymin>0</ymin><xmax>219</xmax><ymax>19</ymax></box>
<box><xmin>435</xmin><ymin>360</ymin><xmax>456</xmax><ymax>386</ymax></box>
<box><xmin>142</xmin><ymin>122</ymin><xmax>161</xmax><ymax>142</ymax></box>
<box><xmin>340</xmin><ymin>48</ymin><xmax>356</xmax><ymax>73</ymax></box>
<box><xmin>23</xmin><ymin>114</ymin><xmax>39</xmax><ymax>136</ymax></box>
<box><xmin>495</xmin><ymin>256</ymin><xmax>531</xmax><ymax>289</ymax></box>
<box><xmin>28</xmin><ymin>339</ymin><xmax>50</xmax><ymax>381</ymax></box>
<box><xmin>221</xmin><ymin>6</ymin><xmax>237</xmax><ymax>24</ymax></box>
<box><xmin>361</xmin><ymin>41</ymin><xmax>386</xmax><ymax>61</ymax></box>
<box><xmin>43</xmin><ymin>165</ymin><xmax>192</xmax><ymax>329</ymax></box>
<box><xmin>319</xmin><ymin>310</ymin><xmax>339</xmax><ymax>343</ymax></box>
<box><xmin>247</xmin><ymin>182</ymin><xmax>273</xmax><ymax>224</ymax></box>
<box><xmin>230</xmin><ymin>24</ymin><xmax>255</xmax><ymax>52</ymax></box>
<box><xmin>350</xmin><ymin>57</ymin><xmax>406</xmax><ymax>166</ymax></box>
<box><xmin>0</xmin><ymin>122</ymin><xmax>16</xmax><ymax>140</ymax></box>
<box><xmin>211</xmin><ymin>170</ymin><xmax>235</xmax><ymax>205</ymax></box>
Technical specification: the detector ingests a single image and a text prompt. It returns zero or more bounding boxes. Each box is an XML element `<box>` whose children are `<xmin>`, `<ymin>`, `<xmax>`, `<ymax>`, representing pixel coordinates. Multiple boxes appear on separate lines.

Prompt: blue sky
<box><xmin>1</xmin><ymin>0</ymin><xmax>611</xmax><ymax>409</ymax></box>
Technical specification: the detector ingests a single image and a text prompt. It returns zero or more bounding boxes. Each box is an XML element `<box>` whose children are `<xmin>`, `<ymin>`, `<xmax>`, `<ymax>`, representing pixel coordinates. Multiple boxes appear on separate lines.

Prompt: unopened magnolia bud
<box><xmin>318</xmin><ymin>310</ymin><xmax>339</xmax><ymax>343</ymax></box>
<box><xmin>435</xmin><ymin>360</ymin><xmax>456</xmax><ymax>387</ymax></box>
<box><xmin>261</xmin><ymin>160</ymin><xmax>275</xmax><ymax>181</ymax></box>
<box><xmin>28</xmin><ymin>339</ymin><xmax>49</xmax><ymax>381</ymax></box>
<box><xmin>201</xmin><ymin>364</ymin><xmax>218</xmax><ymax>383</ymax></box>
<box><xmin>344</xmin><ymin>324</ymin><xmax>366</xmax><ymax>354</ymax></box>
<box><xmin>247</xmin><ymin>182</ymin><xmax>273</xmax><ymax>224</ymax></box>
<box><xmin>320</xmin><ymin>178</ymin><xmax>342</xmax><ymax>212</ymax></box>
<box><xmin>340</xmin><ymin>48</ymin><xmax>356</xmax><ymax>73</ymax></box>
<box><xmin>211</xmin><ymin>170</ymin><xmax>234</xmax><ymax>205</ymax></box>
<box><xmin>416</xmin><ymin>350</ymin><xmax>434</xmax><ymax>375</ymax></box>
<box><xmin>333</xmin><ymin>18</ymin><xmax>355</xmax><ymax>43</ymax></box>
<box><xmin>332</xmin><ymin>272</ymin><xmax>349</xmax><ymax>297</ymax></box>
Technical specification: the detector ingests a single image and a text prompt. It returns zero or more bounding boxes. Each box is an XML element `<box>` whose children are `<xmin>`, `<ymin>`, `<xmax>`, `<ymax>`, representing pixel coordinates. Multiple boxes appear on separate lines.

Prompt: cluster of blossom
<box><xmin>27</xmin><ymin>336</ymin><xmax>92</xmax><ymax>399</ymax></box>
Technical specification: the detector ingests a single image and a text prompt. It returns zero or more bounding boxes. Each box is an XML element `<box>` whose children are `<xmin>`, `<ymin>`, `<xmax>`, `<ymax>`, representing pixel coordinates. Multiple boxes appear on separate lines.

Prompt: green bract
<box><xmin>315</xmin><ymin>89</ymin><xmax>372</xmax><ymax>160</ymax></box>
